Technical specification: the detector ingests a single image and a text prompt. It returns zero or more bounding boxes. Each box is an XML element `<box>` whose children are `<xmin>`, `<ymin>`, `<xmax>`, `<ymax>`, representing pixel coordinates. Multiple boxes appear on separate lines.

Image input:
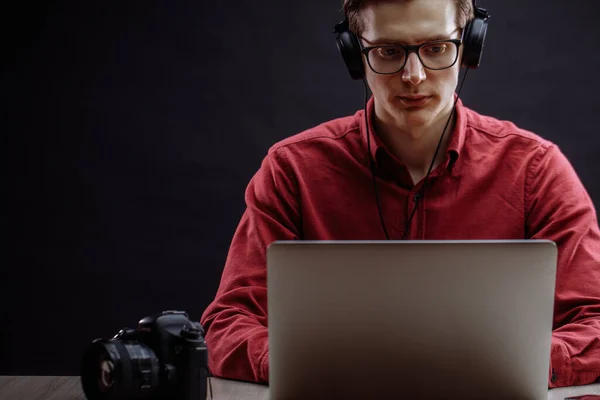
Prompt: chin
<box><xmin>397</xmin><ymin>108</ymin><xmax>433</xmax><ymax>127</ymax></box>
<box><xmin>389</xmin><ymin>97</ymin><xmax>436</xmax><ymax>125</ymax></box>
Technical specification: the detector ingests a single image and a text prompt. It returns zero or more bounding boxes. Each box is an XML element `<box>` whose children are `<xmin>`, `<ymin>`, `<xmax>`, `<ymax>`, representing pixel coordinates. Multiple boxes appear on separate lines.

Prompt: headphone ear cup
<box><xmin>461</xmin><ymin>9</ymin><xmax>489</xmax><ymax>69</ymax></box>
<box><xmin>335</xmin><ymin>29</ymin><xmax>365</xmax><ymax>80</ymax></box>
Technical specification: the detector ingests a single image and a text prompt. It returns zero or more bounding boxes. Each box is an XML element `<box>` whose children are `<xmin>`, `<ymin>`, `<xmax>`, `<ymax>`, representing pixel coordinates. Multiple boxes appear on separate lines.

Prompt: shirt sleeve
<box><xmin>525</xmin><ymin>144</ymin><xmax>600</xmax><ymax>388</ymax></box>
<box><xmin>200</xmin><ymin>147</ymin><xmax>300</xmax><ymax>383</ymax></box>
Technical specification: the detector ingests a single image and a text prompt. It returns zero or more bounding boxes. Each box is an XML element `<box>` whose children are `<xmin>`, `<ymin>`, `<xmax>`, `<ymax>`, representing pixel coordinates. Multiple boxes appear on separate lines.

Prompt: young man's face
<box><xmin>359</xmin><ymin>0</ymin><xmax>463</xmax><ymax>131</ymax></box>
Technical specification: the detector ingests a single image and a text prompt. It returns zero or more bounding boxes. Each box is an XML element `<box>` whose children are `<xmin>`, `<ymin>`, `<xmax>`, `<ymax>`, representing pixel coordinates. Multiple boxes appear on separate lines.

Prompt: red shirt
<box><xmin>200</xmin><ymin>96</ymin><xmax>600</xmax><ymax>388</ymax></box>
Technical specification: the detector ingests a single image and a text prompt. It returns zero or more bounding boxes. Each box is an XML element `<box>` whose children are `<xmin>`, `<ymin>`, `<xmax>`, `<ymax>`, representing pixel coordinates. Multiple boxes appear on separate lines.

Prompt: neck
<box><xmin>373</xmin><ymin>103</ymin><xmax>456</xmax><ymax>176</ymax></box>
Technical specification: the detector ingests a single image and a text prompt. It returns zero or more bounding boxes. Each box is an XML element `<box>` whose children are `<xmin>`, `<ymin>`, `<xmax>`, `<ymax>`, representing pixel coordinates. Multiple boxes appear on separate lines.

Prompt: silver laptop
<box><xmin>267</xmin><ymin>240</ymin><xmax>557</xmax><ymax>400</ymax></box>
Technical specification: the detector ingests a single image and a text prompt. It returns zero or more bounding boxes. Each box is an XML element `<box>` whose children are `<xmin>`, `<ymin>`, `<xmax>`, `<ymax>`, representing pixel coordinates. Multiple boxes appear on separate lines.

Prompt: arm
<box><xmin>525</xmin><ymin>144</ymin><xmax>600</xmax><ymax>388</ymax></box>
<box><xmin>200</xmin><ymin>148</ymin><xmax>300</xmax><ymax>383</ymax></box>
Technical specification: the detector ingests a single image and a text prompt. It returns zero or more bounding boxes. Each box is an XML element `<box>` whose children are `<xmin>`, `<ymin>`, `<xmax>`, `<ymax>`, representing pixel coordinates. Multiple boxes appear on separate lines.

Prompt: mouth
<box><xmin>398</xmin><ymin>95</ymin><xmax>432</xmax><ymax>108</ymax></box>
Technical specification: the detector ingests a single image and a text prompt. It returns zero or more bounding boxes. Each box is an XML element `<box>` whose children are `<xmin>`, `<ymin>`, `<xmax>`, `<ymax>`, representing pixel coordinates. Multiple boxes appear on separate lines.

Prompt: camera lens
<box><xmin>99</xmin><ymin>353</ymin><xmax>115</xmax><ymax>391</ymax></box>
<box><xmin>81</xmin><ymin>339</ymin><xmax>160</xmax><ymax>400</ymax></box>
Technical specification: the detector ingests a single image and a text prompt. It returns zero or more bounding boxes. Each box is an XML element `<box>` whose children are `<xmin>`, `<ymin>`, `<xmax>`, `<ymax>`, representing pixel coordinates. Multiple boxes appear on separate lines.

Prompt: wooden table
<box><xmin>1</xmin><ymin>375</ymin><xmax>600</xmax><ymax>400</ymax></box>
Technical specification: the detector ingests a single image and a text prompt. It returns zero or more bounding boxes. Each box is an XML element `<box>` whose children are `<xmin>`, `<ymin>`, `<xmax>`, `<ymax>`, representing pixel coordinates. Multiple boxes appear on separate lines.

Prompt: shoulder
<box><xmin>464</xmin><ymin>106</ymin><xmax>555</xmax><ymax>151</ymax></box>
<box><xmin>460</xmin><ymin>105</ymin><xmax>581</xmax><ymax>188</ymax></box>
<box><xmin>461</xmin><ymin>105</ymin><xmax>560</xmax><ymax>169</ymax></box>
<box><xmin>268</xmin><ymin>111</ymin><xmax>362</xmax><ymax>155</ymax></box>
<box><xmin>248</xmin><ymin>110</ymin><xmax>370</xmax><ymax>188</ymax></box>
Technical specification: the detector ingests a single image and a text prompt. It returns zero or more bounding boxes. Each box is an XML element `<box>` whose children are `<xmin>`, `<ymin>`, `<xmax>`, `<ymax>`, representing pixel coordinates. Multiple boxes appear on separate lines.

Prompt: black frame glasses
<box><xmin>360</xmin><ymin>38</ymin><xmax>463</xmax><ymax>74</ymax></box>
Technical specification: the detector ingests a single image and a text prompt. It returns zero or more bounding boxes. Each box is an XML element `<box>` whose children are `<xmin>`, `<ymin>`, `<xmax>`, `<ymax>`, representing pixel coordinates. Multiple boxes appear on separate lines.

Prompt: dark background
<box><xmin>2</xmin><ymin>0</ymin><xmax>599</xmax><ymax>376</ymax></box>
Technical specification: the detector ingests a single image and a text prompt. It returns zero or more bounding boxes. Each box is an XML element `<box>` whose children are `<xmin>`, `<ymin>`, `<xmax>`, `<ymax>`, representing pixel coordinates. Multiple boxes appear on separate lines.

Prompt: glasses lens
<box><xmin>367</xmin><ymin>41</ymin><xmax>459</xmax><ymax>73</ymax></box>
<box><xmin>419</xmin><ymin>41</ymin><xmax>458</xmax><ymax>69</ymax></box>
<box><xmin>367</xmin><ymin>46</ymin><xmax>406</xmax><ymax>74</ymax></box>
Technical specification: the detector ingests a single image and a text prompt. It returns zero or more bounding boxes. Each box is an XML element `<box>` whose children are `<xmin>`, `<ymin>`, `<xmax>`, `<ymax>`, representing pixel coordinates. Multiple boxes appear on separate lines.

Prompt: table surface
<box><xmin>1</xmin><ymin>376</ymin><xmax>600</xmax><ymax>400</ymax></box>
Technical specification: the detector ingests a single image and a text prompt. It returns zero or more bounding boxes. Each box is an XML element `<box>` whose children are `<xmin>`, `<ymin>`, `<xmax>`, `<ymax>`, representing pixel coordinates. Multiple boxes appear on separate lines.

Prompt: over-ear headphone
<box><xmin>333</xmin><ymin>0</ymin><xmax>491</xmax><ymax>80</ymax></box>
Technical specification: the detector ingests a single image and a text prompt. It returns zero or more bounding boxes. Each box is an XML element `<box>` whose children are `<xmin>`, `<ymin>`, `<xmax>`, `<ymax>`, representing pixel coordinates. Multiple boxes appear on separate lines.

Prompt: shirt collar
<box><xmin>360</xmin><ymin>94</ymin><xmax>468</xmax><ymax>174</ymax></box>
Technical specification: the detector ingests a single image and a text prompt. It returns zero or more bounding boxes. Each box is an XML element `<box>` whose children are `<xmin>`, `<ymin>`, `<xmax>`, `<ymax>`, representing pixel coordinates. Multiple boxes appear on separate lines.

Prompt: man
<box><xmin>200</xmin><ymin>0</ymin><xmax>600</xmax><ymax>388</ymax></box>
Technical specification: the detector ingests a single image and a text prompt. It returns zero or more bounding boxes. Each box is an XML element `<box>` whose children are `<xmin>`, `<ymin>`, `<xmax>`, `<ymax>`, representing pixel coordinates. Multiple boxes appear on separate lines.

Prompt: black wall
<box><xmin>2</xmin><ymin>0</ymin><xmax>599</xmax><ymax>376</ymax></box>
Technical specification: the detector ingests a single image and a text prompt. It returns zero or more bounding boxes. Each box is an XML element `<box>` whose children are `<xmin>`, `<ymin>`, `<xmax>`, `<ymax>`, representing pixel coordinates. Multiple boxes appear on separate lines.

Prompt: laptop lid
<box><xmin>267</xmin><ymin>240</ymin><xmax>557</xmax><ymax>400</ymax></box>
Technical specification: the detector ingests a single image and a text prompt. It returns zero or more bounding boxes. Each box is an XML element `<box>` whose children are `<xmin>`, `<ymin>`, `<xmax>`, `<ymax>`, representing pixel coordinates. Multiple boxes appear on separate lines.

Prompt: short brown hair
<box><xmin>343</xmin><ymin>0</ymin><xmax>475</xmax><ymax>37</ymax></box>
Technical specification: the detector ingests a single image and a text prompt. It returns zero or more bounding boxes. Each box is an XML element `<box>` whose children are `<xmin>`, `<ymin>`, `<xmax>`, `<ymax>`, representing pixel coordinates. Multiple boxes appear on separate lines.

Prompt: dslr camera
<box><xmin>81</xmin><ymin>310</ymin><xmax>209</xmax><ymax>400</ymax></box>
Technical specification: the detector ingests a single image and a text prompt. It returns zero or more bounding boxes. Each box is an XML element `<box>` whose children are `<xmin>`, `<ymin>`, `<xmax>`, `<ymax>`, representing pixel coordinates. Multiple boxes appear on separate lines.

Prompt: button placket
<box><xmin>411</xmin><ymin>180</ymin><xmax>431</xmax><ymax>239</ymax></box>
<box><xmin>417</xmin><ymin>192</ymin><xmax>426</xmax><ymax>239</ymax></box>
<box><xmin>402</xmin><ymin>187</ymin><xmax>421</xmax><ymax>240</ymax></box>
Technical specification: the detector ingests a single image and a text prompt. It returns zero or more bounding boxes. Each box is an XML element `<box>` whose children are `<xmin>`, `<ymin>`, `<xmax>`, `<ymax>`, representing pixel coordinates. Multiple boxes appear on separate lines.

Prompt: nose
<box><xmin>401</xmin><ymin>52</ymin><xmax>426</xmax><ymax>85</ymax></box>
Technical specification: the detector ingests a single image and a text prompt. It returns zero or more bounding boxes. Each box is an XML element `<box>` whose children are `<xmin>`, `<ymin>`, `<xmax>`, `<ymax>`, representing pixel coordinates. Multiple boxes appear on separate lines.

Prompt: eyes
<box><xmin>374</xmin><ymin>43</ymin><xmax>449</xmax><ymax>60</ymax></box>
<box><xmin>363</xmin><ymin>40</ymin><xmax>461</xmax><ymax>72</ymax></box>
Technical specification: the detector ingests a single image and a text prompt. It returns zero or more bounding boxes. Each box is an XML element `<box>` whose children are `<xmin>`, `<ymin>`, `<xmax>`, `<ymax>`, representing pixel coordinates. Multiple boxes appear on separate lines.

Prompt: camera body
<box><xmin>81</xmin><ymin>310</ymin><xmax>208</xmax><ymax>400</ymax></box>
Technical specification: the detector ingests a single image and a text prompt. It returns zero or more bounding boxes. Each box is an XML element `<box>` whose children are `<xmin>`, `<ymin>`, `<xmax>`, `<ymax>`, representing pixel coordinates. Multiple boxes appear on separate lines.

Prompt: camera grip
<box><xmin>181</xmin><ymin>342</ymin><xmax>209</xmax><ymax>400</ymax></box>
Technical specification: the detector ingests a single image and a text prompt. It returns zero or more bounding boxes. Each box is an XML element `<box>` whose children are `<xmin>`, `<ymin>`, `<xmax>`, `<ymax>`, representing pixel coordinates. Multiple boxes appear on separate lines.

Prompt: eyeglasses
<box><xmin>360</xmin><ymin>38</ymin><xmax>463</xmax><ymax>74</ymax></box>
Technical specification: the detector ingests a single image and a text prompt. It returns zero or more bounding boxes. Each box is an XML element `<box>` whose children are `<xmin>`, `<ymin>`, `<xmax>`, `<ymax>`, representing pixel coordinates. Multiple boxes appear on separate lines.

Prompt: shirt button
<box><xmin>414</xmin><ymin>193</ymin><xmax>421</xmax><ymax>202</ymax></box>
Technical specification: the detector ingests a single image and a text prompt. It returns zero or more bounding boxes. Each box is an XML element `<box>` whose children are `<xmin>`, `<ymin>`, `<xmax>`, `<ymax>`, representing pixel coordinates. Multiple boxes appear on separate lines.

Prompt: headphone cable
<box><xmin>363</xmin><ymin>68</ymin><xmax>469</xmax><ymax>240</ymax></box>
<box><xmin>363</xmin><ymin>79</ymin><xmax>390</xmax><ymax>240</ymax></box>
